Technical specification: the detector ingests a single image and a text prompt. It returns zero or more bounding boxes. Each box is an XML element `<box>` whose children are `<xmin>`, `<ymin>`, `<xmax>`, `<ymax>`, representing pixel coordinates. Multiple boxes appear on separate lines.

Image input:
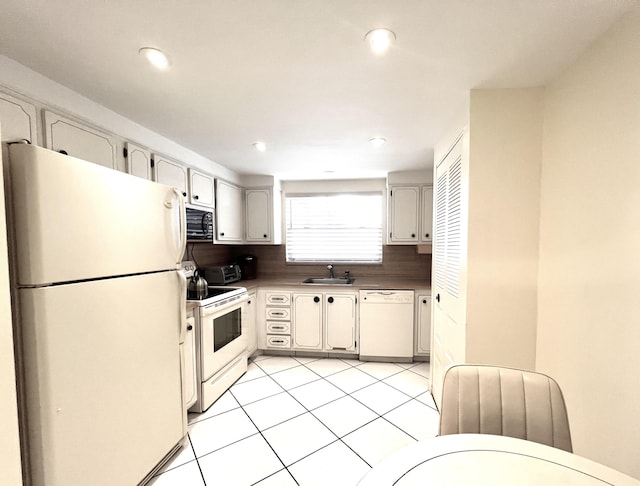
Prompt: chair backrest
<box><xmin>438</xmin><ymin>365</ymin><xmax>572</xmax><ymax>452</ymax></box>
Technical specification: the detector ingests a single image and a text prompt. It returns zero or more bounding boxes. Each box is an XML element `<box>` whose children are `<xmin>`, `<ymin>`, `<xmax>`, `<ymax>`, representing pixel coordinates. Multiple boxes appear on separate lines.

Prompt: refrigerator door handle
<box><xmin>171</xmin><ymin>187</ymin><xmax>187</xmax><ymax>264</ymax></box>
<box><xmin>178</xmin><ymin>270</ymin><xmax>187</xmax><ymax>343</ymax></box>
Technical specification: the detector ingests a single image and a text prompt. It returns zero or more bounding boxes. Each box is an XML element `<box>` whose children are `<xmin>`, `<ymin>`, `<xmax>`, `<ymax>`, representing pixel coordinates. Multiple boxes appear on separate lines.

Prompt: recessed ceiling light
<box><xmin>139</xmin><ymin>47</ymin><xmax>170</xmax><ymax>70</ymax></box>
<box><xmin>369</xmin><ymin>137</ymin><xmax>386</xmax><ymax>148</ymax></box>
<box><xmin>364</xmin><ymin>29</ymin><xmax>396</xmax><ymax>54</ymax></box>
<box><xmin>253</xmin><ymin>141</ymin><xmax>266</xmax><ymax>152</ymax></box>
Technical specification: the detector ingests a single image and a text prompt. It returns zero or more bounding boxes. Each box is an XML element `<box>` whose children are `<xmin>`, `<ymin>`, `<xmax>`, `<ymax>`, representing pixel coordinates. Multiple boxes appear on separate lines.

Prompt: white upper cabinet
<box><xmin>246</xmin><ymin>189</ymin><xmax>271</xmax><ymax>242</ymax></box>
<box><xmin>125</xmin><ymin>142</ymin><xmax>152</xmax><ymax>180</ymax></box>
<box><xmin>0</xmin><ymin>91</ymin><xmax>38</xmax><ymax>144</ymax></box>
<box><xmin>420</xmin><ymin>185</ymin><xmax>434</xmax><ymax>243</ymax></box>
<box><xmin>154</xmin><ymin>155</ymin><xmax>188</xmax><ymax>198</ymax></box>
<box><xmin>388</xmin><ymin>185</ymin><xmax>420</xmax><ymax>243</ymax></box>
<box><xmin>388</xmin><ymin>183</ymin><xmax>433</xmax><ymax>245</ymax></box>
<box><xmin>215</xmin><ymin>179</ymin><xmax>243</xmax><ymax>242</ymax></box>
<box><xmin>188</xmin><ymin>169</ymin><xmax>214</xmax><ymax>208</ymax></box>
<box><xmin>43</xmin><ymin>110</ymin><xmax>116</xmax><ymax>169</ymax></box>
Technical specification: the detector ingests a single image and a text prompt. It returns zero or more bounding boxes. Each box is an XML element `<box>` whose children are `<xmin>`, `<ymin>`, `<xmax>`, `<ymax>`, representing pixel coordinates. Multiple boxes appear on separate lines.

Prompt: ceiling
<box><xmin>0</xmin><ymin>1</ymin><xmax>636</xmax><ymax>180</ymax></box>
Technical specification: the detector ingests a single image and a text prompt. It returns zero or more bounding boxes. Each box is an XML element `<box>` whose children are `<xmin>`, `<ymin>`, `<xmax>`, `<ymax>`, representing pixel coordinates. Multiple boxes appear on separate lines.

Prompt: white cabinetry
<box><xmin>292</xmin><ymin>293</ymin><xmax>323</xmax><ymax>350</ymax></box>
<box><xmin>388</xmin><ymin>184</ymin><xmax>433</xmax><ymax>244</ymax></box>
<box><xmin>420</xmin><ymin>185</ymin><xmax>434</xmax><ymax>243</ymax></box>
<box><xmin>189</xmin><ymin>169</ymin><xmax>214</xmax><ymax>208</ymax></box>
<box><xmin>154</xmin><ymin>155</ymin><xmax>188</xmax><ymax>198</ymax></box>
<box><xmin>215</xmin><ymin>179</ymin><xmax>244</xmax><ymax>242</ymax></box>
<box><xmin>0</xmin><ymin>91</ymin><xmax>38</xmax><ymax>144</ymax></box>
<box><xmin>292</xmin><ymin>291</ymin><xmax>358</xmax><ymax>354</ymax></box>
<box><xmin>324</xmin><ymin>294</ymin><xmax>358</xmax><ymax>353</ymax></box>
<box><xmin>414</xmin><ymin>294</ymin><xmax>431</xmax><ymax>357</ymax></box>
<box><xmin>245</xmin><ymin>187</ymin><xmax>282</xmax><ymax>244</ymax></box>
<box><xmin>263</xmin><ymin>291</ymin><xmax>292</xmax><ymax>349</ymax></box>
<box><xmin>244</xmin><ymin>291</ymin><xmax>257</xmax><ymax>356</ymax></box>
<box><xmin>125</xmin><ymin>142</ymin><xmax>152</xmax><ymax>180</ymax></box>
<box><xmin>44</xmin><ymin>110</ymin><xmax>117</xmax><ymax>169</ymax></box>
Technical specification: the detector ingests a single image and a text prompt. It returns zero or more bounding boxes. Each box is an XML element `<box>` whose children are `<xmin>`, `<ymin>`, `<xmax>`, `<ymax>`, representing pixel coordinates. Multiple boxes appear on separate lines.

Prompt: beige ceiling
<box><xmin>0</xmin><ymin>0</ymin><xmax>636</xmax><ymax>180</ymax></box>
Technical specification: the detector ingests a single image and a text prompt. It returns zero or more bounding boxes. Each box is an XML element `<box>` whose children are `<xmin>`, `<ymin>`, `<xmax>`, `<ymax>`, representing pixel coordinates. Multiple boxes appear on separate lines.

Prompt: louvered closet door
<box><xmin>431</xmin><ymin>134</ymin><xmax>466</xmax><ymax>407</ymax></box>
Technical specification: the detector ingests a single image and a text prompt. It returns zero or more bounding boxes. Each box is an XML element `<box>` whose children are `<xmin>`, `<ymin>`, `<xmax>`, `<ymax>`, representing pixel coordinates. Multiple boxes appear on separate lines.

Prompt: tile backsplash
<box><xmin>185</xmin><ymin>244</ymin><xmax>431</xmax><ymax>281</ymax></box>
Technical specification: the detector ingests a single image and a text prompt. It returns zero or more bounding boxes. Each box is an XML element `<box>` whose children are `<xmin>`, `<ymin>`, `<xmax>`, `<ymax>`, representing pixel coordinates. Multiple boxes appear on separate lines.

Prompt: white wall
<box><xmin>537</xmin><ymin>8</ymin><xmax>640</xmax><ymax>479</ymax></box>
<box><xmin>465</xmin><ymin>88</ymin><xmax>544</xmax><ymax>370</ymax></box>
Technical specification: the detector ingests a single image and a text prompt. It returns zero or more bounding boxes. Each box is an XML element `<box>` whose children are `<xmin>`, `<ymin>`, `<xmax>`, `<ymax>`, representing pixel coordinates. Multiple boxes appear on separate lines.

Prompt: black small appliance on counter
<box><xmin>234</xmin><ymin>254</ymin><xmax>257</xmax><ymax>280</ymax></box>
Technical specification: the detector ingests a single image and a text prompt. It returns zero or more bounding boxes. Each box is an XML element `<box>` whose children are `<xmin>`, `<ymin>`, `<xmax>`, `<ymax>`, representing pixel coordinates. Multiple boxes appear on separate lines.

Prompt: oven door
<box><xmin>200</xmin><ymin>297</ymin><xmax>248</xmax><ymax>381</ymax></box>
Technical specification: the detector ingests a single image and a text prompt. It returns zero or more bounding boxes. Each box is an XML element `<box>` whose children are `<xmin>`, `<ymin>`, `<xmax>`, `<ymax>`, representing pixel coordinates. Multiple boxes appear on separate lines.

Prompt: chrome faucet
<box><xmin>327</xmin><ymin>264</ymin><xmax>335</xmax><ymax>278</ymax></box>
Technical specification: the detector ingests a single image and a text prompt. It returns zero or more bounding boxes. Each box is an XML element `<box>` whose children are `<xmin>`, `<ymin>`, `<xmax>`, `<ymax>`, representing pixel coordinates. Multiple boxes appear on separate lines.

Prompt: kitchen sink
<box><xmin>302</xmin><ymin>277</ymin><xmax>355</xmax><ymax>285</ymax></box>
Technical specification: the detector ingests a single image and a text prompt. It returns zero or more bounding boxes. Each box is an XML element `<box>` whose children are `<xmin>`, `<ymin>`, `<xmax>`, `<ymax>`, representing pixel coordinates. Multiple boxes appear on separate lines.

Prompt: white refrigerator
<box><xmin>6</xmin><ymin>144</ymin><xmax>188</xmax><ymax>485</ymax></box>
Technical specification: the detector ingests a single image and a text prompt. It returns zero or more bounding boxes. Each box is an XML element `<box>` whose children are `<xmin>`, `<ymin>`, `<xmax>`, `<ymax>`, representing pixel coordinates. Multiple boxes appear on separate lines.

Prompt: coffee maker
<box><xmin>235</xmin><ymin>254</ymin><xmax>257</xmax><ymax>279</ymax></box>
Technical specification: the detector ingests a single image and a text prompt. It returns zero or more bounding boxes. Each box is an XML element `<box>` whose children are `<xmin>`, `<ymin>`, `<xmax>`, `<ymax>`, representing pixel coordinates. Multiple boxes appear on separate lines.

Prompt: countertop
<box><xmin>234</xmin><ymin>276</ymin><xmax>431</xmax><ymax>293</ymax></box>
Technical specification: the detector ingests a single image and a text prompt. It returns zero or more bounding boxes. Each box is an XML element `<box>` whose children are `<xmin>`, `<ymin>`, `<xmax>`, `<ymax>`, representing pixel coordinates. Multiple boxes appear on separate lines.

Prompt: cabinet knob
<box><xmin>58</xmin><ymin>149</ymin><xmax>68</xmax><ymax>155</ymax></box>
<box><xmin>182</xmin><ymin>192</ymin><xmax>187</xmax><ymax>197</ymax></box>
<box><xmin>436</xmin><ymin>294</ymin><xmax>440</xmax><ymax>302</ymax></box>
<box><xmin>328</xmin><ymin>296</ymin><xmax>334</xmax><ymax>304</ymax></box>
<box><xmin>263</xmin><ymin>234</ymin><xmax>267</xmax><ymax>238</ymax></box>
<box><xmin>220</xmin><ymin>232</ymin><xmax>225</xmax><ymax>236</ymax></box>
<box><xmin>313</xmin><ymin>296</ymin><xmax>320</xmax><ymax>303</ymax></box>
<box><xmin>411</xmin><ymin>233</ymin><xmax>416</xmax><ymax>238</ymax></box>
<box><xmin>425</xmin><ymin>233</ymin><xmax>430</xmax><ymax>238</ymax></box>
<box><xmin>422</xmin><ymin>299</ymin><xmax>427</xmax><ymax>304</ymax></box>
<box><xmin>194</xmin><ymin>195</ymin><xmax>199</xmax><ymax>200</ymax></box>
<box><xmin>187</xmin><ymin>325</ymin><xmax>193</xmax><ymax>331</ymax></box>
<box><xmin>247</xmin><ymin>300</ymin><xmax>251</xmax><ymax>305</ymax></box>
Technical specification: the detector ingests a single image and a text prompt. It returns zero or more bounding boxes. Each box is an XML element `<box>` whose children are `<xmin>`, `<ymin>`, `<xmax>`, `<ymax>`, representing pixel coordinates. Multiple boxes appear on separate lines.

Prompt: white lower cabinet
<box><xmin>414</xmin><ymin>294</ymin><xmax>432</xmax><ymax>356</ymax></box>
<box><xmin>262</xmin><ymin>291</ymin><xmax>292</xmax><ymax>350</ymax></box>
<box><xmin>293</xmin><ymin>291</ymin><xmax>358</xmax><ymax>354</ymax></box>
<box><xmin>244</xmin><ymin>291</ymin><xmax>257</xmax><ymax>356</ymax></box>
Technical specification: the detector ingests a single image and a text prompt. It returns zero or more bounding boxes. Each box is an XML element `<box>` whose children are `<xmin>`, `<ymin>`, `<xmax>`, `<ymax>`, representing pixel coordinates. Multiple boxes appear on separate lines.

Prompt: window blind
<box><xmin>285</xmin><ymin>193</ymin><xmax>383</xmax><ymax>263</ymax></box>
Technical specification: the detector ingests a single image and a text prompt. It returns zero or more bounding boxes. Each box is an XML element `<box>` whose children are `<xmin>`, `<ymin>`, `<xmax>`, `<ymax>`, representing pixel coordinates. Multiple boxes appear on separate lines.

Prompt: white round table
<box><xmin>358</xmin><ymin>434</ymin><xmax>640</xmax><ymax>486</ymax></box>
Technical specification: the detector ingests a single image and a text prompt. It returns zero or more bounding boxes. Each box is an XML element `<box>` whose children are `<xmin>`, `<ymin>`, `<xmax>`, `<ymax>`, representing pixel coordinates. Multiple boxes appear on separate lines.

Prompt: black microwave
<box><xmin>186</xmin><ymin>206</ymin><xmax>214</xmax><ymax>240</ymax></box>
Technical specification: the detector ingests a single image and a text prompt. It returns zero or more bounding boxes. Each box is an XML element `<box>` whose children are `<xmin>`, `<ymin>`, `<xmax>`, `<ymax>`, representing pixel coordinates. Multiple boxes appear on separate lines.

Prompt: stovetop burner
<box><xmin>188</xmin><ymin>286</ymin><xmax>236</xmax><ymax>300</ymax></box>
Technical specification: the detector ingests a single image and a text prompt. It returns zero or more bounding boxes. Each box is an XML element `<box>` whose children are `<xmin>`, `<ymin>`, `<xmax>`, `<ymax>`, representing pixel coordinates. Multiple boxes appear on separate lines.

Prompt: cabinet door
<box><xmin>125</xmin><ymin>142</ymin><xmax>152</xmax><ymax>180</ymax></box>
<box><xmin>244</xmin><ymin>292</ymin><xmax>257</xmax><ymax>355</ymax></box>
<box><xmin>215</xmin><ymin>180</ymin><xmax>244</xmax><ymax>242</ymax></box>
<box><xmin>154</xmin><ymin>155</ymin><xmax>188</xmax><ymax>198</ymax></box>
<box><xmin>325</xmin><ymin>294</ymin><xmax>357</xmax><ymax>352</ymax></box>
<box><xmin>0</xmin><ymin>91</ymin><xmax>38</xmax><ymax>144</ymax></box>
<box><xmin>420</xmin><ymin>185</ymin><xmax>434</xmax><ymax>243</ymax></box>
<box><xmin>183</xmin><ymin>316</ymin><xmax>197</xmax><ymax>409</ymax></box>
<box><xmin>389</xmin><ymin>185</ymin><xmax>419</xmax><ymax>243</ymax></box>
<box><xmin>189</xmin><ymin>169</ymin><xmax>214</xmax><ymax>207</ymax></box>
<box><xmin>245</xmin><ymin>189</ymin><xmax>272</xmax><ymax>243</ymax></box>
<box><xmin>415</xmin><ymin>295</ymin><xmax>431</xmax><ymax>355</ymax></box>
<box><xmin>44</xmin><ymin>110</ymin><xmax>116</xmax><ymax>169</ymax></box>
<box><xmin>292</xmin><ymin>293</ymin><xmax>323</xmax><ymax>350</ymax></box>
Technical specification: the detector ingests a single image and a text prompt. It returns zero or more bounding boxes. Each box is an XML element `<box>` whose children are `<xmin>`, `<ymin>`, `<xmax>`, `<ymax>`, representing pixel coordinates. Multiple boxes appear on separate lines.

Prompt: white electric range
<box><xmin>182</xmin><ymin>261</ymin><xmax>249</xmax><ymax>413</ymax></box>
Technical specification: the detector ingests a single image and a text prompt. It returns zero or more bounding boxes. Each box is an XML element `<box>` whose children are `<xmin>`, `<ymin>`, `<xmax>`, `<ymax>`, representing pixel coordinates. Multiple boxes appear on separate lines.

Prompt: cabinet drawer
<box><xmin>266</xmin><ymin>308</ymin><xmax>290</xmax><ymax>320</ymax></box>
<box><xmin>266</xmin><ymin>335</ymin><xmax>291</xmax><ymax>349</ymax></box>
<box><xmin>267</xmin><ymin>322</ymin><xmax>290</xmax><ymax>335</ymax></box>
<box><xmin>266</xmin><ymin>292</ymin><xmax>291</xmax><ymax>305</ymax></box>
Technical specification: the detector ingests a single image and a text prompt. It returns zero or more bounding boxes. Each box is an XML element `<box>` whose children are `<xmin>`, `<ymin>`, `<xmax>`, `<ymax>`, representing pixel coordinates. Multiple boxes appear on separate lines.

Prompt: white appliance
<box><xmin>183</xmin><ymin>262</ymin><xmax>248</xmax><ymax>413</ymax></box>
<box><xmin>6</xmin><ymin>144</ymin><xmax>188</xmax><ymax>486</ymax></box>
<box><xmin>359</xmin><ymin>290</ymin><xmax>415</xmax><ymax>361</ymax></box>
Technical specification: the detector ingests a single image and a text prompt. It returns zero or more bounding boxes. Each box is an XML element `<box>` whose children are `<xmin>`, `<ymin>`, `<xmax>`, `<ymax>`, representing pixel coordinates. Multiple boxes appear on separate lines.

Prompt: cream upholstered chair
<box><xmin>438</xmin><ymin>364</ymin><xmax>573</xmax><ymax>452</ymax></box>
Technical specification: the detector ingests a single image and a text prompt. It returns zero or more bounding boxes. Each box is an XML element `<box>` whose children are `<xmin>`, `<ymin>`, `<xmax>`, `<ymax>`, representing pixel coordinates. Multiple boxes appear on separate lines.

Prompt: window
<box><xmin>285</xmin><ymin>193</ymin><xmax>383</xmax><ymax>263</ymax></box>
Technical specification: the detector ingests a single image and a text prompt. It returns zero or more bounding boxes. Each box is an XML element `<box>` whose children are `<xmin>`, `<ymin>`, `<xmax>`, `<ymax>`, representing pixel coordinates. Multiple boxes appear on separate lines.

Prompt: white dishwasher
<box><xmin>359</xmin><ymin>290</ymin><xmax>414</xmax><ymax>360</ymax></box>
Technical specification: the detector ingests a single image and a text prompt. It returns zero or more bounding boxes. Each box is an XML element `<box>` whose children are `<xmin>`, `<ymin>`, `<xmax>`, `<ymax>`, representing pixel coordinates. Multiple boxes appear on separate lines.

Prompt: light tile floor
<box><xmin>149</xmin><ymin>356</ymin><xmax>439</xmax><ymax>486</ymax></box>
